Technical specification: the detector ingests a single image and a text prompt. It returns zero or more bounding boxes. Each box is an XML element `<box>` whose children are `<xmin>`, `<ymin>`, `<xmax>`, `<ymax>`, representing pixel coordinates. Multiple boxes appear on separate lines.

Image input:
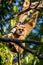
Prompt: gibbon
<box><xmin>2</xmin><ymin>11</ymin><xmax>39</xmax><ymax>65</ymax></box>
<box><xmin>3</xmin><ymin>11</ymin><xmax>39</xmax><ymax>54</ymax></box>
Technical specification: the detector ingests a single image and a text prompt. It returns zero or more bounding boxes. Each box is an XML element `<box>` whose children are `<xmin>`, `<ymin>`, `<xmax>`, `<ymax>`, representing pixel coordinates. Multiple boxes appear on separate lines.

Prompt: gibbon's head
<box><xmin>14</xmin><ymin>25</ymin><xmax>26</xmax><ymax>36</ymax></box>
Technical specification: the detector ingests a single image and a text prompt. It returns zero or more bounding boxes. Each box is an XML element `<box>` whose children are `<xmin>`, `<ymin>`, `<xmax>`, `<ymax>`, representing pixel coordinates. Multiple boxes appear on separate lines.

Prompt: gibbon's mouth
<box><xmin>13</xmin><ymin>32</ymin><xmax>20</xmax><ymax>38</ymax></box>
<box><xmin>18</xmin><ymin>31</ymin><xmax>24</xmax><ymax>35</ymax></box>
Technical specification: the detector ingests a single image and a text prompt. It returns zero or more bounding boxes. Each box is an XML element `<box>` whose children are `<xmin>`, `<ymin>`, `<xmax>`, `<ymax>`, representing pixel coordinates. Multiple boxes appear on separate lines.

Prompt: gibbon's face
<box><xmin>15</xmin><ymin>25</ymin><xmax>26</xmax><ymax>36</ymax></box>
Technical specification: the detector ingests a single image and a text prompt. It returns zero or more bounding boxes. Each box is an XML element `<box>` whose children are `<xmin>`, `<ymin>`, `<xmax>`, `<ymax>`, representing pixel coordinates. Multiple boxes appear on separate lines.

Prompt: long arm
<box><xmin>24</xmin><ymin>11</ymin><xmax>39</xmax><ymax>37</ymax></box>
<box><xmin>19</xmin><ymin>0</ymin><xmax>30</xmax><ymax>23</ymax></box>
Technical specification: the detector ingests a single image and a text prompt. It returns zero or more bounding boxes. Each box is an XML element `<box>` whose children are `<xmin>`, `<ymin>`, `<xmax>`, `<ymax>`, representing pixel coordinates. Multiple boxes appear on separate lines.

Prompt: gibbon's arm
<box><xmin>24</xmin><ymin>11</ymin><xmax>39</xmax><ymax>36</ymax></box>
<box><xmin>19</xmin><ymin>0</ymin><xmax>30</xmax><ymax>23</ymax></box>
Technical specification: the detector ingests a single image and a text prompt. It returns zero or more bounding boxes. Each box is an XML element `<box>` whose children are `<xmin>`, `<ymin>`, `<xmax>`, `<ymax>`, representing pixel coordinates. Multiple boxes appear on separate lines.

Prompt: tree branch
<box><xmin>0</xmin><ymin>37</ymin><xmax>43</xmax><ymax>60</ymax></box>
<box><xmin>0</xmin><ymin>37</ymin><xmax>43</xmax><ymax>45</ymax></box>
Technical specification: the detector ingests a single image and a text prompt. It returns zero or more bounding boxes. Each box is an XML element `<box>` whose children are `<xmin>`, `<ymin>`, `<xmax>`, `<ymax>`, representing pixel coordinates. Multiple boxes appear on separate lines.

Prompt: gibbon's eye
<box><xmin>19</xmin><ymin>29</ymin><xmax>24</xmax><ymax>31</ymax></box>
<box><xmin>22</xmin><ymin>29</ymin><xmax>24</xmax><ymax>31</ymax></box>
<box><xmin>19</xmin><ymin>29</ymin><xmax>21</xmax><ymax>30</ymax></box>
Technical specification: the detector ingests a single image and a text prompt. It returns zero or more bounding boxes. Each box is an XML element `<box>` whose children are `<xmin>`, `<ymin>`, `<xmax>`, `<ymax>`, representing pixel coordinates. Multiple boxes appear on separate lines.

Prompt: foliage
<box><xmin>13</xmin><ymin>6</ymin><xmax>18</xmax><ymax>13</ymax></box>
<box><xmin>10</xmin><ymin>19</ymin><xmax>16</xmax><ymax>27</ymax></box>
<box><xmin>0</xmin><ymin>43</ymin><xmax>11</xmax><ymax>65</ymax></box>
<box><xmin>0</xmin><ymin>0</ymin><xmax>43</xmax><ymax>65</ymax></box>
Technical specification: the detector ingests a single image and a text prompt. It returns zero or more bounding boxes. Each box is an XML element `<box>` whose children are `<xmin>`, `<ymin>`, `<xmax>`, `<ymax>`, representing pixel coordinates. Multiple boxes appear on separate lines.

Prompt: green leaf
<box><xmin>34</xmin><ymin>59</ymin><xmax>39</xmax><ymax>65</ymax></box>
<box><xmin>0</xmin><ymin>43</ymin><xmax>11</xmax><ymax>65</ymax></box>
<box><xmin>25</xmin><ymin>17</ymin><xmax>30</xmax><ymax>21</ymax></box>
<box><xmin>13</xmin><ymin>6</ymin><xmax>18</xmax><ymax>13</ymax></box>
<box><xmin>3</xmin><ymin>27</ymin><xmax>6</xmax><ymax>32</ymax></box>
<box><xmin>10</xmin><ymin>19</ymin><xmax>16</xmax><ymax>27</ymax></box>
<box><xmin>28</xmin><ymin>54</ymin><xmax>33</xmax><ymax>63</ymax></box>
<box><xmin>25</xmin><ymin>54</ymin><xmax>34</xmax><ymax>65</ymax></box>
<box><xmin>25</xmin><ymin>56</ymin><xmax>28</xmax><ymax>63</ymax></box>
<box><xmin>41</xmin><ymin>38</ymin><xmax>43</xmax><ymax>42</ymax></box>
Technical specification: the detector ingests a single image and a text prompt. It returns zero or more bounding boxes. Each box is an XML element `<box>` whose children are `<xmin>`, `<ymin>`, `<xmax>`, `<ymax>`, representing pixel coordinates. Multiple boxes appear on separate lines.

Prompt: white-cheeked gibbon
<box><xmin>2</xmin><ymin>11</ymin><xmax>39</xmax><ymax>54</ymax></box>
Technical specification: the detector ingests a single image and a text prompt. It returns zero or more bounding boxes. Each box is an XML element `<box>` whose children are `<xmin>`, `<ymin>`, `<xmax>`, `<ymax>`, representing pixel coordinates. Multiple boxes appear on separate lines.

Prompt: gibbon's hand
<box><xmin>23</xmin><ymin>0</ymin><xmax>30</xmax><ymax>10</ymax></box>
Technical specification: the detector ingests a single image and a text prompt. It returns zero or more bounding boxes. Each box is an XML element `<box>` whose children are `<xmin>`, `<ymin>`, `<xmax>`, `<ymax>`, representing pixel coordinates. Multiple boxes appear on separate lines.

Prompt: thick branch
<box><xmin>0</xmin><ymin>37</ymin><xmax>43</xmax><ymax>60</ymax></box>
<box><xmin>0</xmin><ymin>37</ymin><xmax>43</xmax><ymax>46</ymax></box>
